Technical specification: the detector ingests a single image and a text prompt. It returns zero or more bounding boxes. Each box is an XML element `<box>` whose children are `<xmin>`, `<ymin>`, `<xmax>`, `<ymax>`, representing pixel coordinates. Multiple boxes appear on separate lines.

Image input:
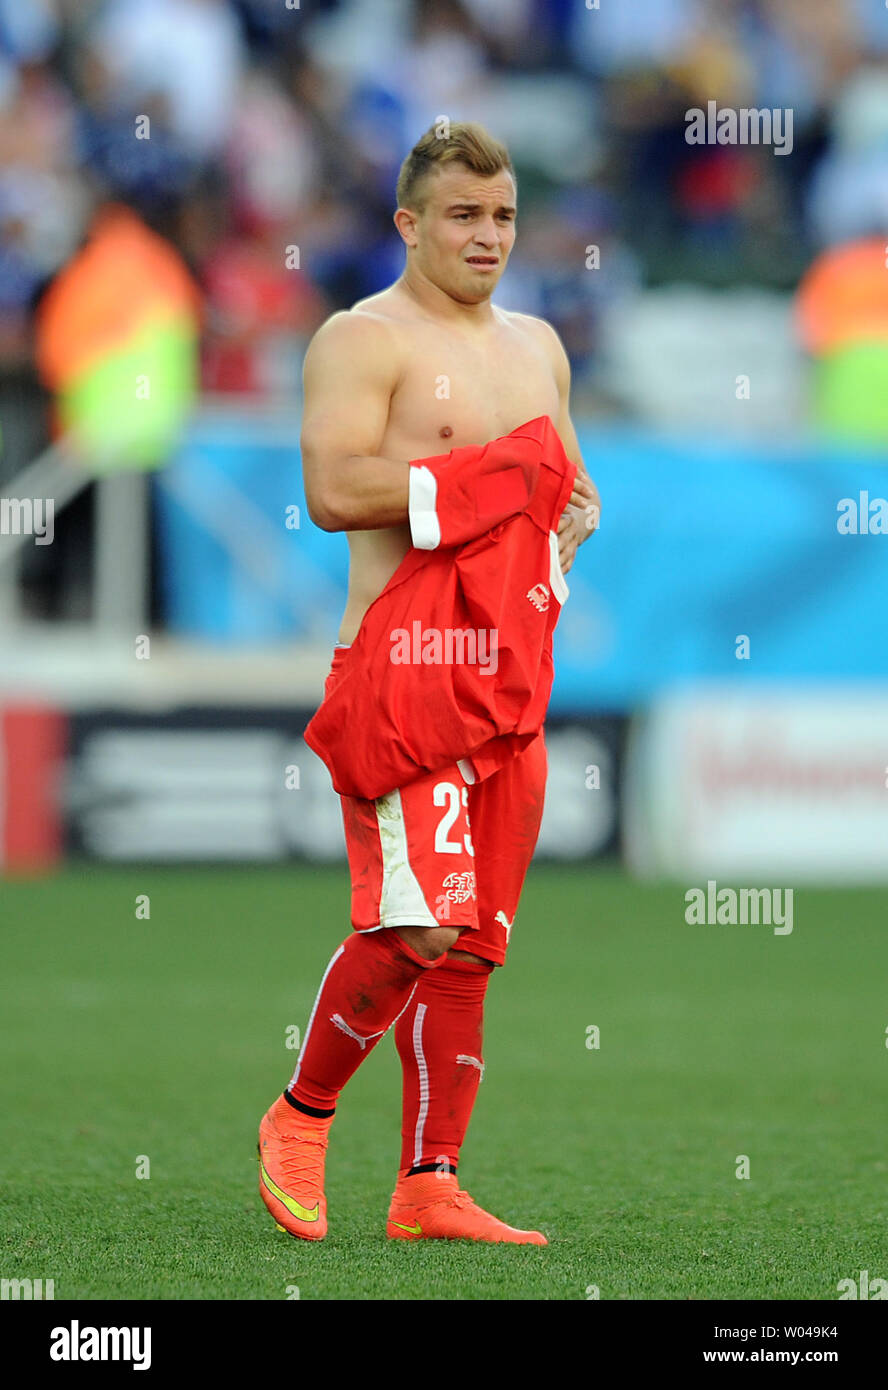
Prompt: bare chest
<box><xmin>382</xmin><ymin>324</ymin><xmax>560</xmax><ymax>459</ymax></box>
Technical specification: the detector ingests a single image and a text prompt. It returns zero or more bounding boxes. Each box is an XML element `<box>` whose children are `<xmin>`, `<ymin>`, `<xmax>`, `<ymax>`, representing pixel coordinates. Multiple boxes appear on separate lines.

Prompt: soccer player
<box><xmin>258</xmin><ymin>121</ymin><xmax>600</xmax><ymax>1243</ymax></box>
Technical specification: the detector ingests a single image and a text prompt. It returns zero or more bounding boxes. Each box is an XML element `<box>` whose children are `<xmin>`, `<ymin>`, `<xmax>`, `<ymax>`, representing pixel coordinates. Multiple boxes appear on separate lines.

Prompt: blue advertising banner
<box><xmin>155</xmin><ymin>413</ymin><xmax>888</xmax><ymax>710</ymax></box>
<box><xmin>556</xmin><ymin>427</ymin><xmax>888</xmax><ymax>710</ymax></box>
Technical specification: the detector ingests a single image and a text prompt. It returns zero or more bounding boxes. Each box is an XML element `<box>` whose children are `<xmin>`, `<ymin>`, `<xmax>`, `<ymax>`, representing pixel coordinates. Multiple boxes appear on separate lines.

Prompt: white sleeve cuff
<box><xmin>408</xmin><ymin>465</ymin><xmax>442</xmax><ymax>550</ymax></box>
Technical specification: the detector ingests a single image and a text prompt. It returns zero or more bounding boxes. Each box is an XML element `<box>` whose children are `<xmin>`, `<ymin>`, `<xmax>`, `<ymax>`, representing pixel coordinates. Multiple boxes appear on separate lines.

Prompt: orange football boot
<box><xmin>258</xmin><ymin>1093</ymin><xmax>333</xmax><ymax>1240</ymax></box>
<box><xmin>387</xmin><ymin>1169</ymin><xmax>547</xmax><ymax>1244</ymax></box>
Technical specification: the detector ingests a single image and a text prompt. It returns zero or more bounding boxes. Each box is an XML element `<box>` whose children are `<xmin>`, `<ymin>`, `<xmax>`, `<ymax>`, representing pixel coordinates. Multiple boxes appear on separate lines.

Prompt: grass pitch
<box><xmin>2</xmin><ymin>864</ymin><xmax>886</xmax><ymax>1300</ymax></box>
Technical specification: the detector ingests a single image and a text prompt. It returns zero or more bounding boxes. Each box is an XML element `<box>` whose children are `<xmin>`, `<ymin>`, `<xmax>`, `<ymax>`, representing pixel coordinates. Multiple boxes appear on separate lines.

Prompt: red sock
<box><xmin>394</xmin><ymin>955</ymin><xmax>492</xmax><ymax>1174</ymax></box>
<box><xmin>287</xmin><ymin>930</ymin><xmax>441</xmax><ymax>1115</ymax></box>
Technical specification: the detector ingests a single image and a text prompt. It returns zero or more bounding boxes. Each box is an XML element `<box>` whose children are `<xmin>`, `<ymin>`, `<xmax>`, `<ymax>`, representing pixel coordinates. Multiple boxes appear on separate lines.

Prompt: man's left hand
<box><xmin>557</xmin><ymin>483</ymin><xmax>600</xmax><ymax>575</ymax></box>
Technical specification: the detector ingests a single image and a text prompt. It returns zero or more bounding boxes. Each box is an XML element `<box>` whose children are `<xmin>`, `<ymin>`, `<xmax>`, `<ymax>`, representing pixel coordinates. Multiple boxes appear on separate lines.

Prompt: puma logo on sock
<box><xmin>331</xmin><ymin>1014</ymin><xmax>386</xmax><ymax>1050</ymax></box>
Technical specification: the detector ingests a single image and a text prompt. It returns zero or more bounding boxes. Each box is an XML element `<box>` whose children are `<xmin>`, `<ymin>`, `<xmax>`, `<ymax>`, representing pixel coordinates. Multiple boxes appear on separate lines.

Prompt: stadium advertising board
<box><xmin>61</xmin><ymin>709</ymin><xmax>626</xmax><ymax>864</ymax></box>
<box><xmin>625</xmin><ymin>687</ymin><xmax>888</xmax><ymax>881</ymax></box>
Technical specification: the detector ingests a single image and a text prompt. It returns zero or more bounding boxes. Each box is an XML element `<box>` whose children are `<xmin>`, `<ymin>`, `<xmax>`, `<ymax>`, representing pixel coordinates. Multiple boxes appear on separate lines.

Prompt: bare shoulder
<box><xmin>497</xmin><ymin>308</ymin><xmax>569</xmax><ymax>383</ymax></box>
<box><xmin>306</xmin><ymin>303</ymin><xmax>399</xmax><ymax>353</ymax></box>
<box><xmin>303</xmin><ymin>299</ymin><xmax>406</xmax><ymax>383</ymax></box>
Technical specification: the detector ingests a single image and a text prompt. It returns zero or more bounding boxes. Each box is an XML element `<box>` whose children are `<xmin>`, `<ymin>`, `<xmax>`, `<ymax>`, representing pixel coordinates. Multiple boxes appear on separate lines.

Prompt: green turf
<box><xmin>2</xmin><ymin>864</ymin><xmax>887</xmax><ymax>1300</ymax></box>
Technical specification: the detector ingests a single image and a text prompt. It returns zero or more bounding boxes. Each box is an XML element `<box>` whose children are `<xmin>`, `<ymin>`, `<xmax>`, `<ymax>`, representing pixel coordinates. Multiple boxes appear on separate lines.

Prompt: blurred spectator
<box><xmin>0</xmin><ymin>54</ymin><xmax>87</xmax><ymax>366</ymax></box>
<box><xmin>796</xmin><ymin>237</ymin><xmax>888</xmax><ymax>443</ymax></box>
<box><xmin>35</xmin><ymin>202</ymin><xmax>201</xmax><ymax>467</ymax></box>
<box><xmin>2</xmin><ymin>0</ymin><xmax>887</xmax><ymax>633</ymax></box>
<box><xmin>807</xmin><ymin>62</ymin><xmax>888</xmax><ymax>247</ymax></box>
<box><xmin>88</xmin><ymin>0</ymin><xmax>246</xmax><ymax>159</ymax></box>
<box><xmin>200</xmin><ymin>225</ymin><xmax>327</xmax><ymax>396</ymax></box>
<box><xmin>0</xmin><ymin>0</ymin><xmax>885</xmax><ymax>422</ymax></box>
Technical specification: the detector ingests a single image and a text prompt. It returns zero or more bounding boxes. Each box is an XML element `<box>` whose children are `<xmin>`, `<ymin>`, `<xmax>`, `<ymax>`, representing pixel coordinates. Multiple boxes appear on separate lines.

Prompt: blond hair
<box><xmin>396</xmin><ymin>121</ymin><xmax>515</xmax><ymax>211</ymax></box>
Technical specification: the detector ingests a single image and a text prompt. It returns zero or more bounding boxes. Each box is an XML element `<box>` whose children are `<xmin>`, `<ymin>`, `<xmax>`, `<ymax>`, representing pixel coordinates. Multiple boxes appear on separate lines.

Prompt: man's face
<box><xmin>408</xmin><ymin>164</ymin><xmax>517</xmax><ymax>304</ymax></box>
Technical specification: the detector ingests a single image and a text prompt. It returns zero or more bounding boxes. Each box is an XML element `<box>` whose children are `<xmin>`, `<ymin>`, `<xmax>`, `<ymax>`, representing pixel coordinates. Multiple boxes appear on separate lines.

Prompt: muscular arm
<box><xmin>300</xmin><ymin>312</ymin><xmax>409</xmax><ymax>532</ymax></box>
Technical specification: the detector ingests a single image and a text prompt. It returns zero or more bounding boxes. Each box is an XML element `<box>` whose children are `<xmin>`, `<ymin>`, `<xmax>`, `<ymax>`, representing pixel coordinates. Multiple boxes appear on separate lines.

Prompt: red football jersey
<box><xmin>304</xmin><ymin>415</ymin><xmax>577</xmax><ymax>799</ymax></box>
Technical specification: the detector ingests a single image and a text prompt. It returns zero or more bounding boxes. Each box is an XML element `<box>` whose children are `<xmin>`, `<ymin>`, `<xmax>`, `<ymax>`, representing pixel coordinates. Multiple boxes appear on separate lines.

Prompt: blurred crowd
<box><xmin>1</xmin><ymin>0</ymin><xmax>888</xmax><ymax>476</ymax></box>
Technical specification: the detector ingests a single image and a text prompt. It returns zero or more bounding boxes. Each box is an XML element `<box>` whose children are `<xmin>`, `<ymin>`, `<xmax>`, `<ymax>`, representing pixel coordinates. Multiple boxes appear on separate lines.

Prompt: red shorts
<box><xmin>324</xmin><ymin>646</ymin><xmax>547</xmax><ymax>967</ymax></box>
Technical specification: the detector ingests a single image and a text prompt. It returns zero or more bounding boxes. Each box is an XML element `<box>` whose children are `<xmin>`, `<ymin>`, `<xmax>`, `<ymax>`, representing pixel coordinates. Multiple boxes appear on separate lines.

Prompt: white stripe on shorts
<box><xmin>375</xmin><ymin>788</ymin><xmax>438</xmax><ymax>927</ymax></box>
